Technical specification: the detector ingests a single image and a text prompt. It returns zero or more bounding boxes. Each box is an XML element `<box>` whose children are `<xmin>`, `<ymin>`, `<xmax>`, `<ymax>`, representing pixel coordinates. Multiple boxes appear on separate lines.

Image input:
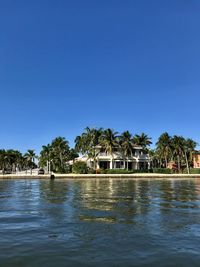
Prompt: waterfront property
<box><xmin>193</xmin><ymin>151</ymin><xmax>200</xmax><ymax>168</ymax></box>
<box><xmin>167</xmin><ymin>161</ymin><xmax>178</xmax><ymax>171</ymax></box>
<box><xmin>73</xmin><ymin>145</ymin><xmax>150</xmax><ymax>170</ymax></box>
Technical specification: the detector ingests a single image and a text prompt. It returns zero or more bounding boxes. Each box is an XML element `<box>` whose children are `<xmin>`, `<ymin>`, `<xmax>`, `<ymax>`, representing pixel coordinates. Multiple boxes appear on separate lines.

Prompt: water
<box><xmin>1</xmin><ymin>178</ymin><xmax>200</xmax><ymax>267</ymax></box>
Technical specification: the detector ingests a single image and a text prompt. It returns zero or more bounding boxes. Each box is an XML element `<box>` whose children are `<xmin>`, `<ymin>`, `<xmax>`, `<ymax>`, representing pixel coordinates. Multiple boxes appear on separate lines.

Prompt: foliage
<box><xmin>185</xmin><ymin>168</ymin><xmax>200</xmax><ymax>174</ymax></box>
<box><xmin>72</xmin><ymin>161</ymin><xmax>88</xmax><ymax>174</ymax></box>
<box><xmin>104</xmin><ymin>169</ymin><xmax>151</xmax><ymax>174</ymax></box>
<box><xmin>39</xmin><ymin>137</ymin><xmax>77</xmax><ymax>173</ymax></box>
<box><xmin>154</xmin><ymin>132</ymin><xmax>198</xmax><ymax>173</ymax></box>
<box><xmin>119</xmin><ymin>131</ymin><xmax>134</xmax><ymax>170</ymax></box>
<box><xmin>132</xmin><ymin>133</ymin><xmax>152</xmax><ymax>148</ymax></box>
<box><xmin>24</xmin><ymin>149</ymin><xmax>37</xmax><ymax>174</ymax></box>
<box><xmin>0</xmin><ymin>149</ymin><xmax>36</xmax><ymax>174</ymax></box>
<box><xmin>153</xmin><ymin>168</ymin><xmax>172</xmax><ymax>174</ymax></box>
<box><xmin>105</xmin><ymin>169</ymin><xmax>134</xmax><ymax>174</ymax></box>
<box><xmin>156</xmin><ymin>132</ymin><xmax>172</xmax><ymax>168</ymax></box>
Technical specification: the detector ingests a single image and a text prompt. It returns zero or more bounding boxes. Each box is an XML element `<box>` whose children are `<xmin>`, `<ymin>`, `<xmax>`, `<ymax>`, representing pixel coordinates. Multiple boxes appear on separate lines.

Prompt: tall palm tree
<box><xmin>24</xmin><ymin>150</ymin><xmax>36</xmax><ymax>175</ymax></box>
<box><xmin>74</xmin><ymin>127</ymin><xmax>93</xmax><ymax>155</ymax></box>
<box><xmin>7</xmin><ymin>150</ymin><xmax>24</xmax><ymax>173</ymax></box>
<box><xmin>133</xmin><ymin>133</ymin><xmax>152</xmax><ymax>149</ymax></box>
<box><xmin>171</xmin><ymin>136</ymin><xmax>185</xmax><ymax>173</ymax></box>
<box><xmin>39</xmin><ymin>144</ymin><xmax>52</xmax><ymax>172</ymax></box>
<box><xmin>156</xmin><ymin>132</ymin><xmax>172</xmax><ymax>168</ymax></box>
<box><xmin>184</xmin><ymin>138</ymin><xmax>198</xmax><ymax>167</ymax></box>
<box><xmin>75</xmin><ymin>127</ymin><xmax>103</xmax><ymax>169</ymax></box>
<box><xmin>100</xmin><ymin>128</ymin><xmax>119</xmax><ymax>169</ymax></box>
<box><xmin>51</xmin><ymin>137</ymin><xmax>70</xmax><ymax>173</ymax></box>
<box><xmin>0</xmin><ymin>149</ymin><xmax>7</xmax><ymax>174</ymax></box>
<box><xmin>74</xmin><ymin>135</ymin><xmax>84</xmax><ymax>153</ymax></box>
<box><xmin>120</xmin><ymin>131</ymin><xmax>134</xmax><ymax>170</ymax></box>
<box><xmin>87</xmin><ymin>128</ymin><xmax>103</xmax><ymax>170</ymax></box>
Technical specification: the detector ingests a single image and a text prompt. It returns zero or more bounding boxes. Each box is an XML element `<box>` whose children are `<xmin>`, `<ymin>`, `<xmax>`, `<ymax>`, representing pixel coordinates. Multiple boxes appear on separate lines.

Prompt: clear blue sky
<box><xmin>1</xmin><ymin>0</ymin><xmax>200</xmax><ymax>153</ymax></box>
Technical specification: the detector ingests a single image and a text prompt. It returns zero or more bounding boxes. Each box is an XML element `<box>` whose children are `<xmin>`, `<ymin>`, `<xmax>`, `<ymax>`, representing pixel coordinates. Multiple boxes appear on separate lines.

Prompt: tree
<box><xmin>184</xmin><ymin>138</ymin><xmax>197</xmax><ymax>168</ymax></box>
<box><xmin>100</xmin><ymin>128</ymin><xmax>119</xmax><ymax>169</ymax></box>
<box><xmin>39</xmin><ymin>144</ymin><xmax>52</xmax><ymax>172</ymax></box>
<box><xmin>171</xmin><ymin>136</ymin><xmax>186</xmax><ymax>173</ymax></box>
<box><xmin>68</xmin><ymin>149</ymin><xmax>79</xmax><ymax>163</ymax></box>
<box><xmin>120</xmin><ymin>131</ymin><xmax>134</xmax><ymax>170</ymax></box>
<box><xmin>156</xmin><ymin>132</ymin><xmax>172</xmax><ymax>168</ymax></box>
<box><xmin>50</xmin><ymin>137</ymin><xmax>70</xmax><ymax>173</ymax></box>
<box><xmin>133</xmin><ymin>133</ymin><xmax>152</xmax><ymax>149</ymax></box>
<box><xmin>39</xmin><ymin>137</ymin><xmax>71</xmax><ymax>173</ymax></box>
<box><xmin>24</xmin><ymin>150</ymin><xmax>37</xmax><ymax>175</ymax></box>
<box><xmin>75</xmin><ymin>127</ymin><xmax>103</xmax><ymax>170</ymax></box>
<box><xmin>0</xmin><ymin>149</ymin><xmax>8</xmax><ymax>173</ymax></box>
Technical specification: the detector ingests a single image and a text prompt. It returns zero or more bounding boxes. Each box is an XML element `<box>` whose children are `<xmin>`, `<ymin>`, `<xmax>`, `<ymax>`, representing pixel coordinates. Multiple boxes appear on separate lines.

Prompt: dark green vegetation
<box><xmin>72</xmin><ymin>161</ymin><xmax>88</xmax><ymax>174</ymax></box>
<box><xmin>39</xmin><ymin>137</ymin><xmax>78</xmax><ymax>173</ymax></box>
<box><xmin>0</xmin><ymin>149</ymin><xmax>37</xmax><ymax>174</ymax></box>
<box><xmin>153</xmin><ymin>132</ymin><xmax>197</xmax><ymax>173</ymax></box>
<box><xmin>0</xmin><ymin>128</ymin><xmax>198</xmax><ymax>174</ymax></box>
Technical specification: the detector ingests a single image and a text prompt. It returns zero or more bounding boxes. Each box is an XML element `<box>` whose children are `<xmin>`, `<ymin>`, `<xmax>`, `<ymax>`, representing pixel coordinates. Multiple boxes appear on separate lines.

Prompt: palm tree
<box><xmin>156</xmin><ymin>132</ymin><xmax>172</xmax><ymax>168</ymax></box>
<box><xmin>86</xmin><ymin>128</ymin><xmax>103</xmax><ymax>170</ymax></box>
<box><xmin>7</xmin><ymin>150</ymin><xmax>24</xmax><ymax>173</ymax></box>
<box><xmin>74</xmin><ymin>135</ymin><xmax>84</xmax><ymax>153</ymax></box>
<box><xmin>133</xmin><ymin>133</ymin><xmax>152</xmax><ymax>149</ymax></box>
<box><xmin>120</xmin><ymin>131</ymin><xmax>134</xmax><ymax>170</ymax></box>
<box><xmin>0</xmin><ymin>149</ymin><xmax>7</xmax><ymax>174</ymax></box>
<box><xmin>75</xmin><ymin>127</ymin><xmax>103</xmax><ymax>170</ymax></box>
<box><xmin>171</xmin><ymin>136</ymin><xmax>185</xmax><ymax>173</ymax></box>
<box><xmin>148</xmin><ymin>149</ymin><xmax>160</xmax><ymax>168</ymax></box>
<box><xmin>184</xmin><ymin>138</ymin><xmax>198</xmax><ymax>167</ymax></box>
<box><xmin>39</xmin><ymin>144</ymin><xmax>52</xmax><ymax>172</ymax></box>
<box><xmin>51</xmin><ymin>137</ymin><xmax>70</xmax><ymax>173</ymax></box>
<box><xmin>100</xmin><ymin>128</ymin><xmax>119</xmax><ymax>169</ymax></box>
<box><xmin>183</xmin><ymin>138</ymin><xmax>197</xmax><ymax>173</ymax></box>
<box><xmin>74</xmin><ymin>127</ymin><xmax>93</xmax><ymax>155</ymax></box>
<box><xmin>24</xmin><ymin>150</ymin><xmax>36</xmax><ymax>175</ymax></box>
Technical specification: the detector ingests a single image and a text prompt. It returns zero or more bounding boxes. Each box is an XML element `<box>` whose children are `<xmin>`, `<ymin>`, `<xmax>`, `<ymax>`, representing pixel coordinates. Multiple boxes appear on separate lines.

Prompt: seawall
<box><xmin>1</xmin><ymin>173</ymin><xmax>200</xmax><ymax>179</ymax></box>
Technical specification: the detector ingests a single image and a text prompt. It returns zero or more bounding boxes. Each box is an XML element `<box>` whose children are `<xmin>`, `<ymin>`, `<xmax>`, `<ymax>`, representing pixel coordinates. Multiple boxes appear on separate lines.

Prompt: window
<box><xmin>116</xmin><ymin>162</ymin><xmax>121</xmax><ymax>169</ymax></box>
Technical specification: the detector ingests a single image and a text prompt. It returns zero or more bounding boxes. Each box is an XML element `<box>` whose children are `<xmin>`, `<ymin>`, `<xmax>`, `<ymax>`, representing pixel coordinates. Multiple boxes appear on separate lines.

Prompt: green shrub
<box><xmin>105</xmin><ymin>169</ymin><xmax>134</xmax><ymax>174</ymax></box>
<box><xmin>72</xmin><ymin>161</ymin><xmax>88</xmax><ymax>174</ymax></box>
<box><xmin>131</xmin><ymin>169</ymin><xmax>152</xmax><ymax>173</ymax></box>
<box><xmin>87</xmin><ymin>168</ymin><xmax>96</xmax><ymax>174</ymax></box>
<box><xmin>189</xmin><ymin>168</ymin><xmax>200</xmax><ymax>174</ymax></box>
<box><xmin>104</xmin><ymin>169</ymin><xmax>151</xmax><ymax>174</ymax></box>
<box><xmin>153</xmin><ymin>168</ymin><xmax>172</xmax><ymax>174</ymax></box>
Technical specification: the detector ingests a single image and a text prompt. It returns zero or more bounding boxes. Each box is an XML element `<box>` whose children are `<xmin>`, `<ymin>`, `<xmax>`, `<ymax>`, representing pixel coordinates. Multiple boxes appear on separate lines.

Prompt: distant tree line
<box><xmin>0</xmin><ymin>128</ymin><xmax>198</xmax><ymax>174</ymax></box>
<box><xmin>0</xmin><ymin>149</ymin><xmax>37</xmax><ymax>174</ymax></box>
<box><xmin>152</xmin><ymin>132</ymin><xmax>197</xmax><ymax>172</ymax></box>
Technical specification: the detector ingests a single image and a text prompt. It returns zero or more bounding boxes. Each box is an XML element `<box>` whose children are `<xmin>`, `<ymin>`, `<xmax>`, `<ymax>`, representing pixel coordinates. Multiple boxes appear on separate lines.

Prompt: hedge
<box><xmin>152</xmin><ymin>168</ymin><xmax>172</xmax><ymax>174</ymax></box>
<box><xmin>72</xmin><ymin>161</ymin><xmax>88</xmax><ymax>174</ymax></box>
<box><xmin>189</xmin><ymin>168</ymin><xmax>200</xmax><ymax>174</ymax></box>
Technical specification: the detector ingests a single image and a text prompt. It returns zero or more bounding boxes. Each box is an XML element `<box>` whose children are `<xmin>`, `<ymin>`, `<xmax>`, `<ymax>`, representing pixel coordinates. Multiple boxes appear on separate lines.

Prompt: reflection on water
<box><xmin>1</xmin><ymin>179</ymin><xmax>200</xmax><ymax>266</ymax></box>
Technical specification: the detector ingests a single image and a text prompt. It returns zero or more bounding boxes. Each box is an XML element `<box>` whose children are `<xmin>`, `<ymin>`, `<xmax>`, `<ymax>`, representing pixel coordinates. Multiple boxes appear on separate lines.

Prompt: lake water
<box><xmin>1</xmin><ymin>178</ymin><xmax>200</xmax><ymax>267</ymax></box>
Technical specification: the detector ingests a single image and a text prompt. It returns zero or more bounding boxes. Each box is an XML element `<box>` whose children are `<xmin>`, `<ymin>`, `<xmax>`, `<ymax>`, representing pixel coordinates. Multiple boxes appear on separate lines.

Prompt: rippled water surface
<box><xmin>1</xmin><ymin>179</ymin><xmax>200</xmax><ymax>267</ymax></box>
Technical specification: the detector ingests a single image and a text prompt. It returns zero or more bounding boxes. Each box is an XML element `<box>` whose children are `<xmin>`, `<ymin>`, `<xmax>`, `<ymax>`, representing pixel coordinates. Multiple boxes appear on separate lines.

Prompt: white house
<box><xmin>74</xmin><ymin>145</ymin><xmax>150</xmax><ymax>170</ymax></box>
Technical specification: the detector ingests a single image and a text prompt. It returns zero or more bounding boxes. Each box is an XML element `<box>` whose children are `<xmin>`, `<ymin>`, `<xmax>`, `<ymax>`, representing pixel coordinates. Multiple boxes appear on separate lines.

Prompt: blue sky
<box><xmin>0</xmin><ymin>0</ymin><xmax>200</xmax><ymax>153</ymax></box>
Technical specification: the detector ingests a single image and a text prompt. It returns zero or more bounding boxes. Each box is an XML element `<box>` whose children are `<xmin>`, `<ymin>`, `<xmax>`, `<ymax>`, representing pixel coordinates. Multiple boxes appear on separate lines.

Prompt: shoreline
<box><xmin>1</xmin><ymin>173</ymin><xmax>200</xmax><ymax>179</ymax></box>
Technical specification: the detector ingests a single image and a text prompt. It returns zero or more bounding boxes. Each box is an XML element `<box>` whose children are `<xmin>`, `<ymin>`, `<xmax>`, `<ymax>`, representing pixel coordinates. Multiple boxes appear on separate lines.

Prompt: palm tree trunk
<box><xmin>184</xmin><ymin>150</ymin><xmax>190</xmax><ymax>174</ymax></box>
<box><xmin>177</xmin><ymin>155</ymin><xmax>181</xmax><ymax>173</ymax></box>
<box><xmin>165</xmin><ymin>156</ymin><xmax>168</xmax><ymax>168</ymax></box>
